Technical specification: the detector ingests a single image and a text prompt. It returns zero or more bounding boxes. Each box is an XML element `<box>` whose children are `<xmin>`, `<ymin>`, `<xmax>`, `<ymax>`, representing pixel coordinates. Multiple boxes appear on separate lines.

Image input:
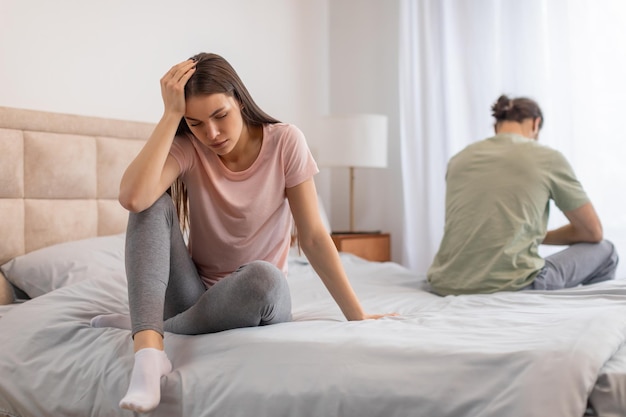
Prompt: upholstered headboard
<box><xmin>0</xmin><ymin>106</ymin><xmax>154</xmax><ymax>266</ymax></box>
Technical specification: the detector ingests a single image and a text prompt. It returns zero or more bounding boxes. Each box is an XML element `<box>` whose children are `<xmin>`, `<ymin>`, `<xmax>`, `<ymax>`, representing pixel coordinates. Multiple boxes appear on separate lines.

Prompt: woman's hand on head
<box><xmin>160</xmin><ymin>59</ymin><xmax>196</xmax><ymax>117</ymax></box>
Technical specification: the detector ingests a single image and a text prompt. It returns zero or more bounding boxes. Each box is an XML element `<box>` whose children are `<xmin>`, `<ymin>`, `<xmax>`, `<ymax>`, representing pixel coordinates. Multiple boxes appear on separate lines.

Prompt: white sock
<box><xmin>119</xmin><ymin>348</ymin><xmax>172</xmax><ymax>413</ymax></box>
<box><xmin>90</xmin><ymin>313</ymin><xmax>132</xmax><ymax>330</ymax></box>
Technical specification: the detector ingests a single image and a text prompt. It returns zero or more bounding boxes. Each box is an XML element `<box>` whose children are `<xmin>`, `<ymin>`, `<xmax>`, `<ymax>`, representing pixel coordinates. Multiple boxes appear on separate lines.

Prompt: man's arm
<box><xmin>543</xmin><ymin>202</ymin><xmax>603</xmax><ymax>245</ymax></box>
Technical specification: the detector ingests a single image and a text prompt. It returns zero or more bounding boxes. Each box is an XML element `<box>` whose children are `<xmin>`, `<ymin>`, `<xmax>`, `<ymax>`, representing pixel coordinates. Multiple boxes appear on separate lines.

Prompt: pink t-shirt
<box><xmin>169</xmin><ymin>123</ymin><xmax>319</xmax><ymax>288</ymax></box>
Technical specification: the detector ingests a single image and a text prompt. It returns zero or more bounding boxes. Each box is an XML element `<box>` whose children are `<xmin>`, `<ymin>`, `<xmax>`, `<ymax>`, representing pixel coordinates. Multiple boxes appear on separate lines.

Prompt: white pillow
<box><xmin>0</xmin><ymin>234</ymin><xmax>125</xmax><ymax>298</ymax></box>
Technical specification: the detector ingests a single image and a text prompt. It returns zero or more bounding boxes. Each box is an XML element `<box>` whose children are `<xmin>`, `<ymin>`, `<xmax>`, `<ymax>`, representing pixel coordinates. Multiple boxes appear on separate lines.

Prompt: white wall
<box><xmin>327</xmin><ymin>0</ymin><xmax>404</xmax><ymax>262</ymax></box>
<box><xmin>0</xmin><ymin>0</ymin><xmax>329</xmax><ymax>132</ymax></box>
<box><xmin>1</xmin><ymin>0</ymin><xmax>405</xmax><ymax>262</ymax></box>
<box><xmin>0</xmin><ymin>0</ymin><xmax>334</xmax><ymax>241</ymax></box>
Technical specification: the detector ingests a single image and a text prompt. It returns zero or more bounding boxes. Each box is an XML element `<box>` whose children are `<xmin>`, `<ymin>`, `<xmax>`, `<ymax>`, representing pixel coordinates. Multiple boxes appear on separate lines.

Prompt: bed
<box><xmin>1</xmin><ymin>105</ymin><xmax>625</xmax><ymax>417</ymax></box>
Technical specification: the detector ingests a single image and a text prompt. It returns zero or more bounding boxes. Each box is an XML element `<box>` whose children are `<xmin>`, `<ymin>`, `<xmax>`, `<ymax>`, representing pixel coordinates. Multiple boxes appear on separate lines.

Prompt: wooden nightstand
<box><xmin>331</xmin><ymin>233</ymin><xmax>391</xmax><ymax>262</ymax></box>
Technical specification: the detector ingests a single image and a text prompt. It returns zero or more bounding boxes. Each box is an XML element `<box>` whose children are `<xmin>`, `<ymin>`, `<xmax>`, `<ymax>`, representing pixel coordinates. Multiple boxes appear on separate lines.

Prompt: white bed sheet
<box><xmin>0</xmin><ymin>304</ymin><xmax>15</xmax><ymax>320</ymax></box>
<box><xmin>590</xmin><ymin>341</ymin><xmax>626</xmax><ymax>417</ymax></box>
<box><xmin>1</xmin><ymin>254</ymin><xmax>626</xmax><ymax>417</ymax></box>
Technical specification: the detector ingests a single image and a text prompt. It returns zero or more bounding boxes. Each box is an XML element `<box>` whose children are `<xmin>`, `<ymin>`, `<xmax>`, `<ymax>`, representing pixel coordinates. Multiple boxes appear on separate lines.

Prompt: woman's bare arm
<box><xmin>119</xmin><ymin>59</ymin><xmax>196</xmax><ymax>212</ymax></box>
<box><xmin>287</xmin><ymin>179</ymin><xmax>396</xmax><ymax>321</ymax></box>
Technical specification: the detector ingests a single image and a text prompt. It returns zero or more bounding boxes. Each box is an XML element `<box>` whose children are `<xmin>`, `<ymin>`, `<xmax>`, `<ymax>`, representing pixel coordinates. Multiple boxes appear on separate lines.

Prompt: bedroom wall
<box><xmin>0</xmin><ymin>0</ymin><xmax>331</xmax><ymax>242</ymax></box>
<box><xmin>0</xmin><ymin>0</ymin><xmax>406</xmax><ymax>264</ymax></box>
<box><xmin>326</xmin><ymin>0</ymin><xmax>404</xmax><ymax>263</ymax></box>
<box><xmin>0</xmin><ymin>0</ymin><xmax>329</xmax><ymax>131</ymax></box>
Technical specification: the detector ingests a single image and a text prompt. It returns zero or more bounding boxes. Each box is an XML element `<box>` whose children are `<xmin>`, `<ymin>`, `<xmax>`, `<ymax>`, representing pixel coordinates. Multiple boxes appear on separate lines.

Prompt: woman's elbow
<box><xmin>298</xmin><ymin>232</ymin><xmax>327</xmax><ymax>255</ymax></box>
<box><xmin>119</xmin><ymin>191</ymin><xmax>147</xmax><ymax>213</ymax></box>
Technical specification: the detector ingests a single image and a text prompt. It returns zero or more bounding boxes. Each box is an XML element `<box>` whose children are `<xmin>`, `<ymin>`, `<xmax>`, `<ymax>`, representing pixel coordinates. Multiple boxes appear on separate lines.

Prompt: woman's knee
<box><xmin>128</xmin><ymin>193</ymin><xmax>177</xmax><ymax>226</ymax></box>
<box><xmin>238</xmin><ymin>261</ymin><xmax>288</xmax><ymax>298</ymax></box>
<box><xmin>143</xmin><ymin>193</ymin><xmax>175</xmax><ymax>215</ymax></box>
<box><xmin>242</xmin><ymin>260</ymin><xmax>284</xmax><ymax>283</ymax></box>
<box><xmin>242</xmin><ymin>261</ymin><xmax>291</xmax><ymax>324</ymax></box>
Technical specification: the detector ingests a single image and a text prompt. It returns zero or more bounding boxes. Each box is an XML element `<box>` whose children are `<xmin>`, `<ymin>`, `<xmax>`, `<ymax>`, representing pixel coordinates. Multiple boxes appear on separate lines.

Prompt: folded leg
<box><xmin>164</xmin><ymin>260</ymin><xmax>292</xmax><ymax>334</ymax></box>
<box><xmin>532</xmin><ymin>240</ymin><xmax>619</xmax><ymax>290</ymax></box>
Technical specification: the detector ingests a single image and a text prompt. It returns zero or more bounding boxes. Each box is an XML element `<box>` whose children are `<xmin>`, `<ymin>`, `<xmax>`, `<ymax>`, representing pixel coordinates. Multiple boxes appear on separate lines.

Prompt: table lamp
<box><xmin>317</xmin><ymin>114</ymin><xmax>388</xmax><ymax>233</ymax></box>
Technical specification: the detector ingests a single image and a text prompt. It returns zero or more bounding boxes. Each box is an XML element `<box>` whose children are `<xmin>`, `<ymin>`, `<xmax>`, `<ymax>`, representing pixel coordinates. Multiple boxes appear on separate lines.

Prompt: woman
<box><xmin>92</xmin><ymin>53</ymin><xmax>394</xmax><ymax>413</ymax></box>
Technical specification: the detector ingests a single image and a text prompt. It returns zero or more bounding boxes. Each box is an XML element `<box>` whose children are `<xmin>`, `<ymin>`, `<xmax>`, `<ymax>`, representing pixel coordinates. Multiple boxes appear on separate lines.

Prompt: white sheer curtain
<box><xmin>399</xmin><ymin>0</ymin><xmax>626</xmax><ymax>278</ymax></box>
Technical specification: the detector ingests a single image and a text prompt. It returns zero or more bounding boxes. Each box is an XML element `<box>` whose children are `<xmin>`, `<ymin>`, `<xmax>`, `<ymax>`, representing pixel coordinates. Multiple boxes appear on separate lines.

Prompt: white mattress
<box><xmin>590</xmin><ymin>341</ymin><xmax>626</xmax><ymax>416</ymax></box>
<box><xmin>1</xmin><ymin>254</ymin><xmax>626</xmax><ymax>417</ymax></box>
<box><xmin>0</xmin><ymin>304</ymin><xmax>15</xmax><ymax>320</ymax></box>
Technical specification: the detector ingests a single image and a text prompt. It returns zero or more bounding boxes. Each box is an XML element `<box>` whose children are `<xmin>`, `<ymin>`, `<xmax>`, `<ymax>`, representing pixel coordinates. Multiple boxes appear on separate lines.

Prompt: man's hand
<box><xmin>543</xmin><ymin>202</ymin><xmax>602</xmax><ymax>245</ymax></box>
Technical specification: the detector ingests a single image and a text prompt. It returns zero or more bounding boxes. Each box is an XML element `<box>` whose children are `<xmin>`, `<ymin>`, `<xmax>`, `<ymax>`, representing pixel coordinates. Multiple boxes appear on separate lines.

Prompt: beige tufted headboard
<box><xmin>0</xmin><ymin>106</ymin><xmax>154</xmax><ymax>266</ymax></box>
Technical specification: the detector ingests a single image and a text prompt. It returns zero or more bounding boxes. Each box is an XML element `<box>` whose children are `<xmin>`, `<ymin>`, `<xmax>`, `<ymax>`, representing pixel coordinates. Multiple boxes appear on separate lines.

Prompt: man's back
<box><xmin>427</xmin><ymin>133</ymin><xmax>589</xmax><ymax>295</ymax></box>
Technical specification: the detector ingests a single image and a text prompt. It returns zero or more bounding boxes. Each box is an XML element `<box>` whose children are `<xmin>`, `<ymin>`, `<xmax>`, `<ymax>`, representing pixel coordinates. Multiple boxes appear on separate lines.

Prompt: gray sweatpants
<box><xmin>527</xmin><ymin>240</ymin><xmax>619</xmax><ymax>290</ymax></box>
<box><xmin>125</xmin><ymin>194</ymin><xmax>292</xmax><ymax>337</ymax></box>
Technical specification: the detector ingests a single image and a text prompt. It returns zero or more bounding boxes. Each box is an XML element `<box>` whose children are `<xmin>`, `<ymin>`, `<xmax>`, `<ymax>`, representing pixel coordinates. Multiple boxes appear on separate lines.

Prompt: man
<box><xmin>427</xmin><ymin>95</ymin><xmax>618</xmax><ymax>295</ymax></box>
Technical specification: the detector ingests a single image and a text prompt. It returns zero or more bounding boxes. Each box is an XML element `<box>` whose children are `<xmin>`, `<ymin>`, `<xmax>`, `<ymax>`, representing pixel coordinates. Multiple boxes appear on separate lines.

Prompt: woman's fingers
<box><xmin>160</xmin><ymin>59</ymin><xmax>196</xmax><ymax>115</ymax></box>
<box><xmin>162</xmin><ymin>59</ymin><xmax>196</xmax><ymax>85</ymax></box>
<box><xmin>177</xmin><ymin>60</ymin><xmax>196</xmax><ymax>84</ymax></box>
<box><xmin>364</xmin><ymin>312</ymin><xmax>400</xmax><ymax>320</ymax></box>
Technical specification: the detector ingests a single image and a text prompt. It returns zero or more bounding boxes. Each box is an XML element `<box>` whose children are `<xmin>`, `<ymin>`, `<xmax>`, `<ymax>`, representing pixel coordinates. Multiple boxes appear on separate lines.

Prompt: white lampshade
<box><xmin>316</xmin><ymin>114</ymin><xmax>388</xmax><ymax>232</ymax></box>
<box><xmin>317</xmin><ymin>114</ymin><xmax>388</xmax><ymax>168</ymax></box>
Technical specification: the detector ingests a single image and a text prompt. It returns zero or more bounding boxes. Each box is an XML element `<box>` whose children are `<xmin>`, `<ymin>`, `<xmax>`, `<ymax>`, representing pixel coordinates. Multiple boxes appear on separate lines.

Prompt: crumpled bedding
<box><xmin>1</xmin><ymin>254</ymin><xmax>626</xmax><ymax>417</ymax></box>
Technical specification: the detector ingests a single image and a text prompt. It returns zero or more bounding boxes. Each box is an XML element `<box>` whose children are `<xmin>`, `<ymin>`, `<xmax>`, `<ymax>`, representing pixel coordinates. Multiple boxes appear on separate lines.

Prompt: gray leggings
<box><xmin>125</xmin><ymin>194</ymin><xmax>292</xmax><ymax>337</ymax></box>
<box><xmin>528</xmin><ymin>240</ymin><xmax>619</xmax><ymax>290</ymax></box>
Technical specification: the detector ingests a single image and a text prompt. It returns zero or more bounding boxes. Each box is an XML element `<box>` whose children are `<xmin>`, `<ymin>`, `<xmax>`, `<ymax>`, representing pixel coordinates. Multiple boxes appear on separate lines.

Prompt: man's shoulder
<box><xmin>448</xmin><ymin>138</ymin><xmax>491</xmax><ymax>162</ymax></box>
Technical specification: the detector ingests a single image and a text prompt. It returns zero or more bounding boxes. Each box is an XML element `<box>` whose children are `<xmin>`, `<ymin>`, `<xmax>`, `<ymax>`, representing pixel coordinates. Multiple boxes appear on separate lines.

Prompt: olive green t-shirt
<box><xmin>427</xmin><ymin>133</ymin><xmax>589</xmax><ymax>295</ymax></box>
